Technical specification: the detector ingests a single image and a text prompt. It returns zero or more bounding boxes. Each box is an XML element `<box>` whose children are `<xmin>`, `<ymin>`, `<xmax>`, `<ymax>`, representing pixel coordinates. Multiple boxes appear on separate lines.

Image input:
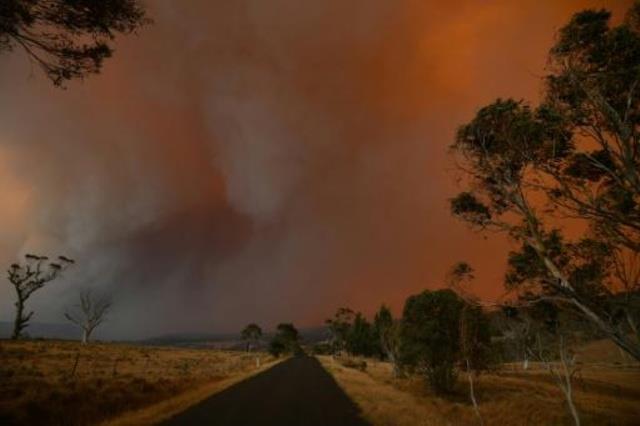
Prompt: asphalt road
<box><xmin>161</xmin><ymin>355</ymin><xmax>370</xmax><ymax>426</ymax></box>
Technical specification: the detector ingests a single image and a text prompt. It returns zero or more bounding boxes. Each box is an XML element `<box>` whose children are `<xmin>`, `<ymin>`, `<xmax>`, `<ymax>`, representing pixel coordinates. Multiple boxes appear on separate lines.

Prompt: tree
<box><xmin>346</xmin><ymin>312</ymin><xmax>376</xmax><ymax>357</ymax></box>
<box><xmin>499</xmin><ymin>305</ymin><xmax>535</xmax><ymax>370</ymax></box>
<box><xmin>543</xmin><ymin>5</ymin><xmax>640</xmax><ymax>253</ymax></box>
<box><xmin>0</xmin><ymin>0</ymin><xmax>149</xmax><ymax>86</ymax></box>
<box><xmin>611</xmin><ymin>247</ymin><xmax>640</xmax><ymax>346</ymax></box>
<box><xmin>449</xmin><ymin>2</ymin><xmax>640</xmax><ymax>361</ymax></box>
<box><xmin>7</xmin><ymin>254</ymin><xmax>74</xmax><ymax>339</ymax></box>
<box><xmin>373</xmin><ymin>305</ymin><xmax>402</xmax><ymax>377</ymax></box>
<box><xmin>400</xmin><ymin>289</ymin><xmax>465</xmax><ymax>394</ymax></box>
<box><xmin>268</xmin><ymin>323</ymin><xmax>301</xmax><ymax>357</ymax></box>
<box><xmin>64</xmin><ymin>289</ymin><xmax>112</xmax><ymax>344</ymax></box>
<box><xmin>460</xmin><ymin>303</ymin><xmax>491</xmax><ymax>425</ymax></box>
<box><xmin>325</xmin><ymin>307</ymin><xmax>355</xmax><ymax>355</ymax></box>
<box><xmin>515</xmin><ymin>302</ymin><xmax>583</xmax><ymax>426</ymax></box>
<box><xmin>241</xmin><ymin>323</ymin><xmax>263</xmax><ymax>352</ymax></box>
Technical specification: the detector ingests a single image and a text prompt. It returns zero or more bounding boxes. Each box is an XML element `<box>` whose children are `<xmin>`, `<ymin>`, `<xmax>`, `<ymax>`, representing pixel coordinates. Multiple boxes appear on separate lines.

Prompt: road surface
<box><xmin>161</xmin><ymin>355</ymin><xmax>370</xmax><ymax>426</ymax></box>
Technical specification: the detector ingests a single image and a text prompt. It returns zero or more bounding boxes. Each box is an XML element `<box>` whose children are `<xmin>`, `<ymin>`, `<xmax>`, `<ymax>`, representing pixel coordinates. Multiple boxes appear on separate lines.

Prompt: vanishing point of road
<box><xmin>161</xmin><ymin>355</ymin><xmax>370</xmax><ymax>426</ymax></box>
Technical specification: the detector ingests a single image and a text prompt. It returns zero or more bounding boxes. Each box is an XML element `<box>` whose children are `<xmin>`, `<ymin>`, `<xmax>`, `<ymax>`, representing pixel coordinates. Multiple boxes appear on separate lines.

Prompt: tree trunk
<box><xmin>536</xmin><ymin>236</ymin><xmax>640</xmax><ymax>361</ymax></box>
<box><xmin>565</xmin><ymin>388</ymin><xmax>580</xmax><ymax>426</ymax></box>
<box><xmin>12</xmin><ymin>298</ymin><xmax>24</xmax><ymax>340</ymax></box>
<box><xmin>523</xmin><ymin>353</ymin><xmax>529</xmax><ymax>370</ymax></box>
<box><xmin>387</xmin><ymin>350</ymin><xmax>403</xmax><ymax>378</ymax></box>
<box><xmin>519</xmin><ymin>197</ymin><xmax>640</xmax><ymax>361</ymax></box>
<box><xmin>466</xmin><ymin>359</ymin><xmax>484</xmax><ymax>425</ymax></box>
<box><xmin>625</xmin><ymin>309</ymin><xmax>639</xmax><ymax>342</ymax></box>
<box><xmin>81</xmin><ymin>328</ymin><xmax>88</xmax><ymax>344</ymax></box>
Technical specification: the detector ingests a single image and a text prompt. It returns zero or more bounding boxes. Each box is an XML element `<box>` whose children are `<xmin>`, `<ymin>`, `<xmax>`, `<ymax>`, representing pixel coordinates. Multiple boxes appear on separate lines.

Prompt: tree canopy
<box><xmin>449</xmin><ymin>1</ymin><xmax>640</xmax><ymax>361</ymax></box>
<box><xmin>0</xmin><ymin>0</ymin><xmax>149</xmax><ymax>86</ymax></box>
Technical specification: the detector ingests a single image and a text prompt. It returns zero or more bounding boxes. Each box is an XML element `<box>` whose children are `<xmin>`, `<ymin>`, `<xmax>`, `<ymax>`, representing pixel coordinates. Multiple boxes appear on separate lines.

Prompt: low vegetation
<box><xmin>0</xmin><ymin>340</ymin><xmax>273</xmax><ymax>425</ymax></box>
<box><xmin>319</xmin><ymin>344</ymin><xmax>640</xmax><ymax>426</ymax></box>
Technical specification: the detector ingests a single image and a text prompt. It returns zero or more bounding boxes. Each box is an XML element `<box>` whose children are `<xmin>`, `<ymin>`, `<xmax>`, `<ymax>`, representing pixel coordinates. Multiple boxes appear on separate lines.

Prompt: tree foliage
<box><xmin>241</xmin><ymin>323</ymin><xmax>263</xmax><ymax>352</ymax></box>
<box><xmin>345</xmin><ymin>312</ymin><xmax>377</xmax><ymax>357</ymax></box>
<box><xmin>400</xmin><ymin>289</ymin><xmax>465</xmax><ymax>394</ymax></box>
<box><xmin>0</xmin><ymin>0</ymin><xmax>149</xmax><ymax>86</ymax></box>
<box><xmin>450</xmin><ymin>2</ymin><xmax>640</xmax><ymax>360</ymax></box>
<box><xmin>373</xmin><ymin>305</ymin><xmax>402</xmax><ymax>376</ymax></box>
<box><xmin>7</xmin><ymin>254</ymin><xmax>74</xmax><ymax>339</ymax></box>
<box><xmin>268</xmin><ymin>323</ymin><xmax>301</xmax><ymax>357</ymax></box>
<box><xmin>325</xmin><ymin>307</ymin><xmax>355</xmax><ymax>354</ymax></box>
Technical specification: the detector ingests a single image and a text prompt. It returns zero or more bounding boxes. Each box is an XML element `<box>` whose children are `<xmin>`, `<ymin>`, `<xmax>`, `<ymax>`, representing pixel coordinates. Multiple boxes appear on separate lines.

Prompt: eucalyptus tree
<box><xmin>241</xmin><ymin>323</ymin><xmax>263</xmax><ymax>352</ymax></box>
<box><xmin>373</xmin><ymin>305</ymin><xmax>402</xmax><ymax>377</ymax></box>
<box><xmin>450</xmin><ymin>2</ymin><xmax>640</xmax><ymax>360</ymax></box>
<box><xmin>7</xmin><ymin>254</ymin><xmax>74</xmax><ymax>339</ymax></box>
<box><xmin>0</xmin><ymin>0</ymin><xmax>149</xmax><ymax>86</ymax></box>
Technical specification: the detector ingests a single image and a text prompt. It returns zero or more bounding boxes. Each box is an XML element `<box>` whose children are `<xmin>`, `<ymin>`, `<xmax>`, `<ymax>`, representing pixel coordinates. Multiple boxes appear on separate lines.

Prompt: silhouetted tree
<box><xmin>7</xmin><ymin>254</ymin><xmax>74</xmax><ymax>339</ymax></box>
<box><xmin>449</xmin><ymin>2</ymin><xmax>640</xmax><ymax>361</ymax></box>
<box><xmin>346</xmin><ymin>313</ymin><xmax>376</xmax><ymax>357</ymax></box>
<box><xmin>241</xmin><ymin>323</ymin><xmax>263</xmax><ymax>352</ymax></box>
<box><xmin>400</xmin><ymin>289</ymin><xmax>465</xmax><ymax>394</ymax></box>
<box><xmin>0</xmin><ymin>0</ymin><xmax>149</xmax><ymax>86</ymax></box>
<box><xmin>373</xmin><ymin>305</ymin><xmax>402</xmax><ymax>377</ymax></box>
<box><xmin>64</xmin><ymin>289</ymin><xmax>112</xmax><ymax>344</ymax></box>
<box><xmin>325</xmin><ymin>307</ymin><xmax>355</xmax><ymax>355</ymax></box>
<box><xmin>269</xmin><ymin>323</ymin><xmax>300</xmax><ymax>357</ymax></box>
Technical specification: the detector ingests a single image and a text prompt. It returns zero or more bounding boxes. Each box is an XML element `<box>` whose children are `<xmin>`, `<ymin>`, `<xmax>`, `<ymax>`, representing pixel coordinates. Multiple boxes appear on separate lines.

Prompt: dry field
<box><xmin>0</xmin><ymin>340</ymin><xmax>274</xmax><ymax>426</ymax></box>
<box><xmin>318</xmin><ymin>342</ymin><xmax>640</xmax><ymax>426</ymax></box>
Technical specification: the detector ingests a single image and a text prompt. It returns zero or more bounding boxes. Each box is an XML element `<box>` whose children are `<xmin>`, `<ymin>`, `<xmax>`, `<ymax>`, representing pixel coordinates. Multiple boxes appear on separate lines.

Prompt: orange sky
<box><xmin>0</xmin><ymin>0</ymin><xmax>632</xmax><ymax>338</ymax></box>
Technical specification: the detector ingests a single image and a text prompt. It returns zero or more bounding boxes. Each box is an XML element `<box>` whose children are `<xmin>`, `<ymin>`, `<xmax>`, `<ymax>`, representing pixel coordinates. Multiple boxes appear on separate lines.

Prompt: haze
<box><xmin>0</xmin><ymin>0</ymin><xmax>630</xmax><ymax>339</ymax></box>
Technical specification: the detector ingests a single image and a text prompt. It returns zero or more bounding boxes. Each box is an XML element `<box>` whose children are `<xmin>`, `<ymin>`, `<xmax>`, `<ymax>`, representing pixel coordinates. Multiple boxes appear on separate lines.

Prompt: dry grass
<box><xmin>318</xmin><ymin>345</ymin><xmax>640</xmax><ymax>426</ymax></box>
<box><xmin>319</xmin><ymin>356</ymin><xmax>449</xmax><ymax>426</ymax></box>
<box><xmin>0</xmin><ymin>339</ymin><xmax>274</xmax><ymax>426</ymax></box>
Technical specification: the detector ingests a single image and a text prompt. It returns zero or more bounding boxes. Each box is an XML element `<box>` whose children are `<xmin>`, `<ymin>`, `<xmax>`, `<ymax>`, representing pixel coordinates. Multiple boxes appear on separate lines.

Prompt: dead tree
<box><xmin>528</xmin><ymin>333</ymin><xmax>581</xmax><ymax>426</ymax></box>
<box><xmin>64</xmin><ymin>290</ymin><xmax>112</xmax><ymax>344</ymax></box>
<box><xmin>7</xmin><ymin>254</ymin><xmax>74</xmax><ymax>339</ymax></box>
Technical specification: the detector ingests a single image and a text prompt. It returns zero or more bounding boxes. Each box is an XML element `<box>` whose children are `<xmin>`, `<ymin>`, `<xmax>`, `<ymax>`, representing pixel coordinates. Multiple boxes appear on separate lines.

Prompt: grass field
<box><xmin>0</xmin><ymin>340</ymin><xmax>274</xmax><ymax>426</ymax></box>
<box><xmin>318</xmin><ymin>341</ymin><xmax>640</xmax><ymax>426</ymax></box>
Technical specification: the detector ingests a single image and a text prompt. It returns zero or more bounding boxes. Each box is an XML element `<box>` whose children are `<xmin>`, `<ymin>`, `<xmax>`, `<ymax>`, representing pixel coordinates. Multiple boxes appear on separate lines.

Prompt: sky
<box><xmin>0</xmin><ymin>0</ymin><xmax>632</xmax><ymax>339</ymax></box>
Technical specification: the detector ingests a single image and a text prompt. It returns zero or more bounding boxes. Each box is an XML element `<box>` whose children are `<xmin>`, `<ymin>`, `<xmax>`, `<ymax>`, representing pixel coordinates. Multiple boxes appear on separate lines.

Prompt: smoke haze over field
<box><xmin>0</xmin><ymin>0</ymin><xmax>631</xmax><ymax>338</ymax></box>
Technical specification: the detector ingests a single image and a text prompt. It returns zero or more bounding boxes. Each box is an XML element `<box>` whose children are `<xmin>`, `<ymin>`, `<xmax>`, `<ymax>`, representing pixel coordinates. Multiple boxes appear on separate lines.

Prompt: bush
<box><xmin>400</xmin><ymin>289</ymin><xmax>464</xmax><ymax>394</ymax></box>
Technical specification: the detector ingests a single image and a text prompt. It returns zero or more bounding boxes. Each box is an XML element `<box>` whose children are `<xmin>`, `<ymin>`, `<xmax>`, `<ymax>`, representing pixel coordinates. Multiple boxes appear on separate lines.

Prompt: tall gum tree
<box><xmin>450</xmin><ymin>2</ymin><xmax>640</xmax><ymax>361</ymax></box>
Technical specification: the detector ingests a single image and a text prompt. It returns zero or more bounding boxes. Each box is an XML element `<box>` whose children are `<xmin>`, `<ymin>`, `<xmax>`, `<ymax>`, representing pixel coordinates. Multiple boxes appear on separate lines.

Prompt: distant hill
<box><xmin>141</xmin><ymin>325</ymin><xmax>330</xmax><ymax>349</ymax></box>
<box><xmin>0</xmin><ymin>321</ymin><xmax>79</xmax><ymax>340</ymax></box>
<box><xmin>140</xmin><ymin>332</ymin><xmax>244</xmax><ymax>349</ymax></box>
<box><xmin>0</xmin><ymin>321</ymin><xmax>330</xmax><ymax>347</ymax></box>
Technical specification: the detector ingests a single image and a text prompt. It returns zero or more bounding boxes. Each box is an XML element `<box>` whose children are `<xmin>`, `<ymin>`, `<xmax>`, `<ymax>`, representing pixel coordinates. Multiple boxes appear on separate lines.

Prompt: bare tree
<box><xmin>448</xmin><ymin>262</ymin><xmax>489</xmax><ymax>425</ymax></box>
<box><xmin>7</xmin><ymin>254</ymin><xmax>74</xmax><ymax>339</ymax></box>
<box><xmin>64</xmin><ymin>290</ymin><xmax>112</xmax><ymax>344</ymax></box>
<box><xmin>460</xmin><ymin>306</ymin><xmax>485</xmax><ymax>426</ymax></box>
<box><xmin>528</xmin><ymin>333</ymin><xmax>581</xmax><ymax>426</ymax></box>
